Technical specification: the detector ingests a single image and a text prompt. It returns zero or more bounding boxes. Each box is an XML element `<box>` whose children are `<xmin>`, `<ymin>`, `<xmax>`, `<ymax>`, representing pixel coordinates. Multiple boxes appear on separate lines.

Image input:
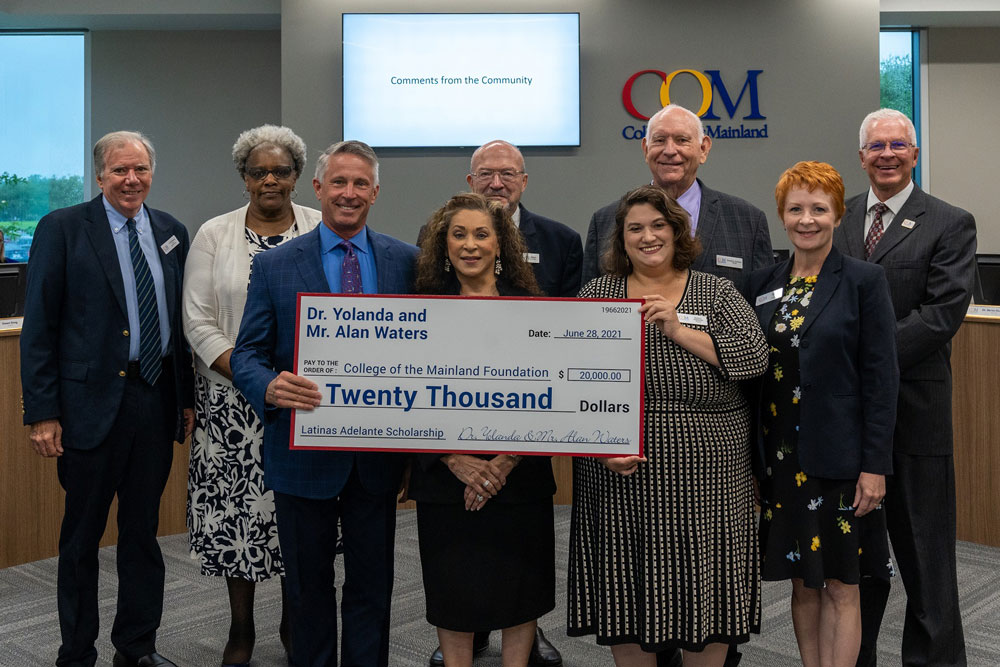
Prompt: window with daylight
<box><xmin>879</xmin><ymin>29</ymin><xmax>920</xmax><ymax>185</ymax></box>
<box><xmin>0</xmin><ymin>32</ymin><xmax>86</xmax><ymax>263</ymax></box>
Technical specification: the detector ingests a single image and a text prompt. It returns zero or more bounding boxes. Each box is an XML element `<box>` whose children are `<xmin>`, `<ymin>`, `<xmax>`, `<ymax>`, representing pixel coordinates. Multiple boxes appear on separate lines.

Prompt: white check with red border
<box><xmin>291</xmin><ymin>294</ymin><xmax>644</xmax><ymax>456</ymax></box>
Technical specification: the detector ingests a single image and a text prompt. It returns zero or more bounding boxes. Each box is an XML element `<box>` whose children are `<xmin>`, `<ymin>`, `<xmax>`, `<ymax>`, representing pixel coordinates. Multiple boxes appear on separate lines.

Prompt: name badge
<box><xmin>755</xmin><ymin>288</ymin><xmax>783</xmax><ymax>306</ymax></box>
<box><xmin>160</xmin><ymin>235</ymin><xmax>180</xmax><ymax>254</ymax></box>
<box><xmin>677</xmin><ymin>312</ymin><xmax>708</xmax><ymax>326</ymax></box>
<box><xmin>716</xmin><ymin>254</ymin><xmax>743</xmax><ymax>270</ymax></box>
<box><xmin>523</xmin><ymin>252</ymin><xmax>540</xmax><ymax>264</ymax></box>
<box><xmin>901</xmin><ymin>219</ymin><xmax>916</xmax><ymax>229</ymax></box>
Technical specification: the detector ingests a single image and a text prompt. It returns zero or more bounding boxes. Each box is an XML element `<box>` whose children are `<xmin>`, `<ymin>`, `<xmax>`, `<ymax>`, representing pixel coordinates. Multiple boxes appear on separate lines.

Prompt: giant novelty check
<box><xmin>291</xmin><ymin>294</ymin><xmax>644</xmax><ymax>456</ymax></box>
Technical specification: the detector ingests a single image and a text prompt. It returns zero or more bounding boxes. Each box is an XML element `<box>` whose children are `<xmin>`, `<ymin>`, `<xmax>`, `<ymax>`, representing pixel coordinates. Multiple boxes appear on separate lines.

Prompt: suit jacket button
<box><xmin>123</xmin><ymin>329</ymin><xmax>129</xmax><ymax>336</ymax></box>
<box><xmin>119</xmin><ymin>370</ymin><xmax>126</xmax><ymax>377</ymax></box>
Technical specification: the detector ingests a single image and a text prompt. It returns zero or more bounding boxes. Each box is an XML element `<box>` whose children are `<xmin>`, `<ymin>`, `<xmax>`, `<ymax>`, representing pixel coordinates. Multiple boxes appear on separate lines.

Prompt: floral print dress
<box><xmin>758</xmin><ymin>275</ymin><xmax>893</xmax><ymax>588</ymax></box>
<box><xmin>187</xmin><ymin>223</ymin><xmax>298</xmax><ymax>581</ymax></box>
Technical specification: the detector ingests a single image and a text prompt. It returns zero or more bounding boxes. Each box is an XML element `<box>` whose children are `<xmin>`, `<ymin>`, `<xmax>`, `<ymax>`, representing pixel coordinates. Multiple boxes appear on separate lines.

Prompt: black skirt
<box><xmin>416</xmin><ymin>499</ymin><xmax>555</xmax><ymax>631</ymax></box>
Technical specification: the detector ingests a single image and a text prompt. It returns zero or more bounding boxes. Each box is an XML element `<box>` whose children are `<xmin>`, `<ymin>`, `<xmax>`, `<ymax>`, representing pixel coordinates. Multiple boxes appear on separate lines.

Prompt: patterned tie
<box><xmin>126</xmin><ymin>218</ymin><xmax>162</xmax><ymax>385</ymax></box>
<box><xmin>865</xmin><ymin>202</ymin><xmax>888</xmax><ymax>259</ymax></box>
<box><xmin>339</xmin><ymin>240</ymin><xmax>363</xmax><ymax>294</ymax></box>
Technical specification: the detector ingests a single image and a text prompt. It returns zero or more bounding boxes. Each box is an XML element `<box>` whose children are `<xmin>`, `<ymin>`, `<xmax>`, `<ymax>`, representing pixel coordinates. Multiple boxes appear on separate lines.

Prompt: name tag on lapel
<box><xmin>160</xmin><ymin>235</ymin><xmax>180</xmax><ymax>254</ymax></box>
<box><xmin>677</xmin><ymin>312</ymin><xmax>708</xmax><ymax>326</ymax></box>
<box><xmin>523</xmin><ymin>252</ymin><xmax>540</xmax><ymax>264</ymax></box>
<box><xmin>716</xmin><ymin>254</ymin><xmax>743</xmax><ymax>270</ymax></box>
<box><xmin>755</xmin><ymin>288</ymin><xmax>783</xmax><ymax>306</ymax></box>
<box><xmin>901</xmin><ymin>219</ymin><xmax>916</xmax><ymax>229</ymax></box>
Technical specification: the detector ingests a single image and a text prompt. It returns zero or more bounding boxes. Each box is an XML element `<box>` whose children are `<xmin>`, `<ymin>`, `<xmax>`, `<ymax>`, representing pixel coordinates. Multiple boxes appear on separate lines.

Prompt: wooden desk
<box><xmin>952</xmin><ymin>315</ymin><xmax>1000</xmax><ymax>547</ymax></box>
<box><xmin>1</xmin><ymin>331</ymin><xmax>189</xmax><ymax>569</ymax></box>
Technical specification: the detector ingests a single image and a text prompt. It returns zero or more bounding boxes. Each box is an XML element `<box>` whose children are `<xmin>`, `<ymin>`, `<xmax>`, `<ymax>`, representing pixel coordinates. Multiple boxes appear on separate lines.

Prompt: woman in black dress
<box><xmin>410</xmin><ymin>192</ymin><xmax>552</xmax><ymax>667</ymax></box>
<box><xmin>748</xmin><ymin>162</ymin><xmax>899</xmax><ymax>666</ymax></box>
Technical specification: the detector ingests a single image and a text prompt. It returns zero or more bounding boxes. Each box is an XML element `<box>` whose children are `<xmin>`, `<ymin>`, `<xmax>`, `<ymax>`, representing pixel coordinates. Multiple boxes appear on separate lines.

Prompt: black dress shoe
<box><xmin>428</xmin><ymin>631</ymin><xmax>490</xmax><ymax>666</ymax></box>
<box><xmin>112</xmin><ymin>652</ymin><xmax>178</xmax><ymax>667</ymax></box>
<box><xmin>528</xmin><ymin>627</ymin><xmax>562</xmax><ymax>666</ymax></box>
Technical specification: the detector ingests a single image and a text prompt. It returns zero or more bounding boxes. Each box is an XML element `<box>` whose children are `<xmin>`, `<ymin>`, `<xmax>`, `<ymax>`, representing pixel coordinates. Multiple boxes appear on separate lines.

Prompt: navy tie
<box><xmin>126</xmin><ymin>218</ymin><xmax>162</xmax><ymax>385</ymax></box>
<box><xmin>339</xmin><ymin>240</ymin><xmax>363</xmax><ymax>294</ymax></box>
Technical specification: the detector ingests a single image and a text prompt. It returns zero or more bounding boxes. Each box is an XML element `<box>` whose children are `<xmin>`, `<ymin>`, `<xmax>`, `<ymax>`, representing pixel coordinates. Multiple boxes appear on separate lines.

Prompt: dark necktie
<box><xmin>339</xmin><ymin>240</ymin><xmax>363</xmax><ymax>294</ymax></box>
<box><xmin>865</xmin><ymin>202</ymin><xmax>888</xmax><ymax>259</ymax></box>
<box><xmin>126</xmin><ymin>218</ymin><xmax>162</xmax><ymax>385</ymax></box>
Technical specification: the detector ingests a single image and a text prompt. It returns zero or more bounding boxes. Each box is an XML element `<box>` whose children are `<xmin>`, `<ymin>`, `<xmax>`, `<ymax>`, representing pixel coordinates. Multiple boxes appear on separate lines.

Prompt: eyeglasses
<box><xmin>863</xmin><ymin>141</ymin><xmax>914</xmax><ymax>154</ymax></box>
<box><xmin>246</xmin><ymin>166</ymin><xmax>295</xmax><ymax>181</ymax></box>
<box><xmin>471</xmin><ymin>169</ymin><xmax>525</xmax><ymax>184</ymax></box>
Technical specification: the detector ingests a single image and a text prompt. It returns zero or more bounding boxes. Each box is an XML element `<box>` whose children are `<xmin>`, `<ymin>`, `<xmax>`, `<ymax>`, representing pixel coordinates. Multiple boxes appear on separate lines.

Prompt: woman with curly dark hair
<box><xmin>415</xmin><ymin>192</ymin><xmax>539</xmax><ymax>296</ymax></box>
<box><xmin>409</xmin><ymin>192</ymin><xmax>554</xmax><ymax>667</ymax></box>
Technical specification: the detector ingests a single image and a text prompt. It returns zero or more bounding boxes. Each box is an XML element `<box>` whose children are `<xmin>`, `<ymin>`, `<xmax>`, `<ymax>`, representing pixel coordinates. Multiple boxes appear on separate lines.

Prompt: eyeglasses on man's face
<box><xmin>470</xmin><ymin>169</ymin><xmax>525</xmax><ymax>184</ymax></box>
<box><xmin>863</xmin><ymin>141</ymin><xmax>914</xmax><ymax>154</ymax></box>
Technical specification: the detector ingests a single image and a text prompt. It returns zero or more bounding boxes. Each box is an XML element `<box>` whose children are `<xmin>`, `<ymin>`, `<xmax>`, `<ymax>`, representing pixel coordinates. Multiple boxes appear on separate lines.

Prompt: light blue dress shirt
<box><xmin>676</xmin><ymin>179</ymin><xmax>702</xmax><ymax>236</ymax></box>
<box><xmin>103</xmin><ymin>197</ymin><xmax>171</xmax><ymax>359</ymax></box>
<box><xmin>319</xmin><ymin>223</ymin><xmax>378</xmax><ymax>294</ymax></box>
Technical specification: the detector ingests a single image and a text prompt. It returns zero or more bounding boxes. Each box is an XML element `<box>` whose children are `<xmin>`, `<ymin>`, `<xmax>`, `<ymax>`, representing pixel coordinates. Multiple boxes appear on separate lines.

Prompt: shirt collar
<box><xmin>103</xmin><ymin>195</ymin><xmax>148</xmax><ymax>233</ymax></box>
<box><xmin>866</xmin><ymin>180</ymin><xmax>914</xmax><ymax>215</ymax></box>
<box><xmin>511</xmin><ymin>205</ymin><xmax>522</xmax><ymax>228</ymax></box>
<box><xmin>675</xmin><ymin>179</ymin><xmax>702</xmax><ymax>221</ymax></box>
<box><xmin>320</xmin><ymin>223</ymin><xmax>370</xmax><ymax>254</ymax></box>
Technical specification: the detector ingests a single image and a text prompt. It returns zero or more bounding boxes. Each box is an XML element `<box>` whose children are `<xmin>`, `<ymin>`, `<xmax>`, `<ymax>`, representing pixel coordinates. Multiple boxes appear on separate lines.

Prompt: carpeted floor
<box><xmin>2</xmin><ymin>507</ymin><xmax>999</xmax><ymax>666</ymax></box>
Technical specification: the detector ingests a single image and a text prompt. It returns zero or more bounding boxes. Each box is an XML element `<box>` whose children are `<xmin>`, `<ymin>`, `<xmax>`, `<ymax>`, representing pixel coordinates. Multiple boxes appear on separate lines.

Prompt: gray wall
<box><xmin>281</xmin><ymin>0</ymin><xmax>880</xmax><ymax>248</ymax></box>
<box><xmin>91</xmin><ymin>30</ymin><xmax>282</xmax><ymax>237</ymax></box>
<box><xmin>926</xmin><ymin>27</ymin><xmax>1000</xmax><ymax>252</ymax></box>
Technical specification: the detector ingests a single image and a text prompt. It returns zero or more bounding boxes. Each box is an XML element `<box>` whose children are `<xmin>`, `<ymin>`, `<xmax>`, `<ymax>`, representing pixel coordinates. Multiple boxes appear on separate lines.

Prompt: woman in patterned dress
<box><xmin>747</xmin><ymin>162</ymin><xmax>898</xmax><ymax>666</ymax></box>
<box><xmin>182</xmin><ymin>125</ymin><xmax>321</xmax><ymax>666</ymax></box>
<box><xmin>568</xmin><ymin>185</ymin><xmax>768</xmax><ymax>666</ymax></box>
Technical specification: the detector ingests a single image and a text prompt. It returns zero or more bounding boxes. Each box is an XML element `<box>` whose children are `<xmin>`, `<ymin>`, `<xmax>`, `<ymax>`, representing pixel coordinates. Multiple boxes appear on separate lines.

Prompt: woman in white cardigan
<box><xmin>182</xmin><ymin>125</ymin><xmax>321</xmax><ymax>667</ymax></box>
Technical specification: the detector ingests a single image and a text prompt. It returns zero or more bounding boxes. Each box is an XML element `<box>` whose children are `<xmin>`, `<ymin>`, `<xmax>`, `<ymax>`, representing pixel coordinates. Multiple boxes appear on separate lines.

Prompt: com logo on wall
<box><xmin>621</xmin><ymin>69</ymin><xmax>769</xmax><ymax>140</ymax></box>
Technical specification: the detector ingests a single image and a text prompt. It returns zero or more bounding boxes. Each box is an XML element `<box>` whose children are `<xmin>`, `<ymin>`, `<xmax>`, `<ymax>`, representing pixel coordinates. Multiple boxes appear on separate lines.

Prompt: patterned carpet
<box><xmin>2</xmin><ymin>507</ymin><xmax>999</xmax><ymax>666</ymax></box>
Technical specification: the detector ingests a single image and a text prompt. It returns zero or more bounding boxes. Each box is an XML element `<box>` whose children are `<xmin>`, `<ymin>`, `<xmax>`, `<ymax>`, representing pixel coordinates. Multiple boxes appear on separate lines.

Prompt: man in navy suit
<box><xmin>231</xmin><ymin>140</ymin><xmax>417</xmax><ymax>667</ymax></box>
<box><xmin>20</xmin><ymin>131</ymin><xmax>194</xmax><ymax>667</ymax></box>
<box><xmin>581</xmin><ymin>104</ymin><xmax>773</xmax><ymax>297</ymax></box>
<box><xmin>835</xmin><ymin>109</ymin><xmax>977</xmax><ymax>667</ymax></box>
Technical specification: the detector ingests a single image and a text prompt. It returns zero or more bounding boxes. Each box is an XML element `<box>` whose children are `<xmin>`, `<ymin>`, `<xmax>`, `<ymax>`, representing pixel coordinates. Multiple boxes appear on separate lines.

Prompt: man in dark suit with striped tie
<box><xmin>836</xmin><ymin>108</ymin><xmax>977</xmax><ymax>667</ymax></box>
<box><xmin>21</xmin><ymin>131</ymin><xmax>194</xmax><ymax>667</ymax></box>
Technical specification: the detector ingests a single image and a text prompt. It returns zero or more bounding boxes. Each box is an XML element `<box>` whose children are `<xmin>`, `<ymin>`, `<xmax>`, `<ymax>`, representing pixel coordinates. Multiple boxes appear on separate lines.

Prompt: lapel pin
<box><xmin>901</xmin><ymin>219</ymin><xmax>916</xmax><ymax>229</ymax></box>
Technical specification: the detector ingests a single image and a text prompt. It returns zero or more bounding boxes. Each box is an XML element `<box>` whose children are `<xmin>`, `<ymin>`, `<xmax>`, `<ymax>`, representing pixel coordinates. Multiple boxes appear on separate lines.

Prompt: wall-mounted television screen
<box><xmin>343</xmin><ymin>13</ymin><xmax>580</xmax><ymax>148</ymax></box>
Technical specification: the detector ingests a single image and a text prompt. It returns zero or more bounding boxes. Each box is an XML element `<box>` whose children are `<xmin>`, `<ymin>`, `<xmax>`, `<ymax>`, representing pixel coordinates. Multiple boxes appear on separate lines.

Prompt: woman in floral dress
<box><xmin>748</xmin><ymin>162</ymin><xmax>899</xmax><ymax>666</ymax></box>
<box><xmin>182</xmin><ymin>125</ymin><xmax>321</xmax><ymax>666</ymax></box>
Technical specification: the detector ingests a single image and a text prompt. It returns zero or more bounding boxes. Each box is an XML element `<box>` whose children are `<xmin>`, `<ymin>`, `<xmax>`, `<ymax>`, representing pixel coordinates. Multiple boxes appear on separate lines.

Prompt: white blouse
<box><xmin>182</xmin><ymin>202</ymin><xmax>322</xmax><ymax>385</ymax></box>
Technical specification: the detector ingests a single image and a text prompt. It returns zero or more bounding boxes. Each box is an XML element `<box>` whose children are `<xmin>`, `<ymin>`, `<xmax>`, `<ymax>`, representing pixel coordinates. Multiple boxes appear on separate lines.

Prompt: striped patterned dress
<box><xmin>568</xmin><ymin>272</ymin><xmax>767</xmax><ymax>650</ymax></box>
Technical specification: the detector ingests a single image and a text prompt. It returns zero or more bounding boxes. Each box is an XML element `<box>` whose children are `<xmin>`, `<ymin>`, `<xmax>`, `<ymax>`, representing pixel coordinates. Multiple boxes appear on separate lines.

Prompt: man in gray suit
<box><xmin>581</xmin><ymin>104</ymin><xmax>772</xmax><ymax>296</ymax></box>
<box><xmin>834</xmin><ymin>108</ymin><xmax>977</xmax><ymax>667</ymax></box>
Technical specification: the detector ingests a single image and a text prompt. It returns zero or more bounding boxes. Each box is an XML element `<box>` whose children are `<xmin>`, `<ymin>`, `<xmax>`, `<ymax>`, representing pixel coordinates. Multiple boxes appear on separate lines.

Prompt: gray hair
<box><xmin>860</xmin><ymin>108</ymin><xmax>917</xmax><ymax>148</ymax></box>
<box><xmin>232</xmin><ymin>124</ymin><xmax>308</xmax><ymax>179</ymax></box>
<box><xmin>314</xmin><ymin>140</ymin><xmax>380</xmax><ymax>186</ymax></box>
<box><xmin>470</xmin><ymin>139</ymin><xmax>525</xmax><ymax>173</ymax></box>
<box><xmin>647</xmin><ymin>104</ymin><xmax>705</xmax><ymax>143</ymax></box>
<box><xmin>93</xmin><ymin>131</ymin><xmax>156</xmax><ymax>176</ymax></box>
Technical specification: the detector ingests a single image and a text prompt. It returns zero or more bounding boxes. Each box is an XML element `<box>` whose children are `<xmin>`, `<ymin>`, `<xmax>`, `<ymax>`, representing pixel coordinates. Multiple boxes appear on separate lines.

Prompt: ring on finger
<box><xmin>483</xmin><ymin>480</ymin><xmax>491</xmax><ymax>488</ymax></box>
<box><xmin>476</xmin><ymin>494</ymin><xmax>484</xmax><ymax>501</ymax></box>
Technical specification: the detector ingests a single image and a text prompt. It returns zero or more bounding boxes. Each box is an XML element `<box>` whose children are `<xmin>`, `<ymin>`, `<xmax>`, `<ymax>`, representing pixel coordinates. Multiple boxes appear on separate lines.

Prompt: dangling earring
<box><xmin>494</xmin><ymin>256</ymin><xmax>502</xmax><ymax>276</ymax></box>
<box><xmin>444</xmin><ymin>257</ymin><xmax>451</xmax><ymax>272</ymax></box>
<box><xmin>290</xmin><ymin>189</ymin><xmax>298</xmax><ymax>199</ymax></box>
<box><xmin>242</xmin><ymin>188</ymin><xmax>250</xmax><ymax>200</ymax></box>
